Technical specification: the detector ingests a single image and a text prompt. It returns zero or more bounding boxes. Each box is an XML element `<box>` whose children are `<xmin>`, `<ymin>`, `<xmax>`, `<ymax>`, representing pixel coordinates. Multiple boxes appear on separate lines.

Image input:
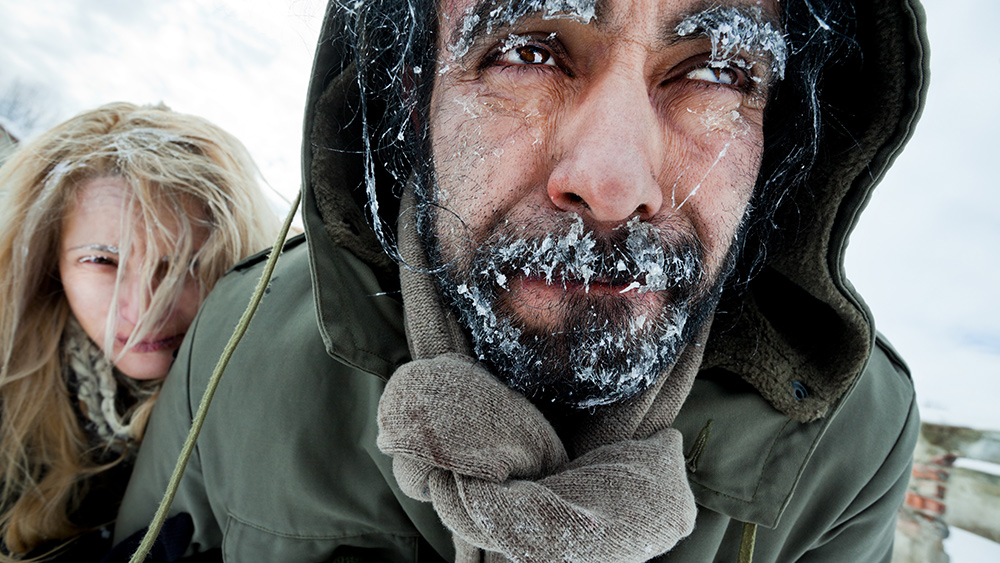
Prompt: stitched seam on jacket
<box><xmin>226</xmin><ymin>512</ymin><xmax>422</xmax><ymax>541</ymax></box>
<box><xmin>687</xmin><ymin>418</ymin><xmax>795</xmax><ymax>504</ymax></box>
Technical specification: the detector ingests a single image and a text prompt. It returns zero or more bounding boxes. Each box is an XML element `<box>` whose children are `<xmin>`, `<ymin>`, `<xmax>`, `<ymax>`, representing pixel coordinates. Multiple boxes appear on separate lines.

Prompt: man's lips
<box><xmin>117</xmin><ymin>333</ymin><xmax>186</xmax><ymax>353</ymax></box>
<box><xmin>519</xmin><ymin>274</ymin><xmax>650</xmax><ymax>296</ymax></box>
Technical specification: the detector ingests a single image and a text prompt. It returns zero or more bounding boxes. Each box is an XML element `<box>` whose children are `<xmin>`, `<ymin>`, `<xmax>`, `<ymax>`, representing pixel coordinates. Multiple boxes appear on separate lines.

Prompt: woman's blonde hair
<box><xmin>0</xmin><ymin>102</ymin><xmax>280</xmax><ymax>556</ymax></box>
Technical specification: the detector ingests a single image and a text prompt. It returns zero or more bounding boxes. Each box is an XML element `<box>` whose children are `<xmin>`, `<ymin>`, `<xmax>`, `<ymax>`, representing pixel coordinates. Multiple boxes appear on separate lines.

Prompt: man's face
<box><xmin>423</xmin><ymin>0</ymin><xmax>785</xmax><ymax>407</ymax></box>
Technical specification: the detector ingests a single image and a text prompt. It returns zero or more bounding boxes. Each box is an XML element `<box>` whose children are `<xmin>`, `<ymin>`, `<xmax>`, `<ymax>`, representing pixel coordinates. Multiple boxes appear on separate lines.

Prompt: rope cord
<box><xmin>738</xmin><ymin>521</ymin><xmax>757</xmax><ymax>563</ymax></box>
<box><xmin>129</xmin><ymin>191</ymin><xmax>301</xmax><ymax>562</ymax></box>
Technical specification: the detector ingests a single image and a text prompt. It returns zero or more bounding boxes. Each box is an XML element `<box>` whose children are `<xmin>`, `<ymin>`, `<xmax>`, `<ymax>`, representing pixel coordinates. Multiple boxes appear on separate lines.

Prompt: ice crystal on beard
<box><xmin>439</xmin><ymin>214</ymin><xmax>702</xmax><ymax>408</ymax></box>
<box><xmin>486</xmin><ymin>215</ymin><xmax>598</xmax><ymax>290</ymax></box>
<box><xmin>623</xmin><ymin>217</ymin><xmax>695</xmax><ymax>293</ymax></box>
<box><xmin>477</xmin><ymin>215</ymin><xmax>700</xmax><ymax>296</ymax></box>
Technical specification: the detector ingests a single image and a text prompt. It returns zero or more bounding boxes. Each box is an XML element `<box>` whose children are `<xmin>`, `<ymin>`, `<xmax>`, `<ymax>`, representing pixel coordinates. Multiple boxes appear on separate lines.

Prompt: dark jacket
<box><xmin>115</xmin><ymin>0</ymin><xmax>930</xmax><ymax>561</ymax></box>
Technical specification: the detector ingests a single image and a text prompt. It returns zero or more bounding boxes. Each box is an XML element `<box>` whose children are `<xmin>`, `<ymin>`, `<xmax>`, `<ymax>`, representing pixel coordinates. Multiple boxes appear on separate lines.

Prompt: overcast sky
<box><xmin>0</xmin><ymin>0</ymin><xmax>326</xmax><ymax>212</ymax></box>
<box><xmin>1</xmin><ymin>0</ymin><xmax>998</xmax><ymax>558</ymax></box>
<box><xmin>0</xmin><ymin>1</ymin><xmax>996</xmax><ymax>429</ymax></box>
<box><xmin>845</xmin><ymin>0</ymin><xmax>1000</xmax><ymax>432</ymax></box>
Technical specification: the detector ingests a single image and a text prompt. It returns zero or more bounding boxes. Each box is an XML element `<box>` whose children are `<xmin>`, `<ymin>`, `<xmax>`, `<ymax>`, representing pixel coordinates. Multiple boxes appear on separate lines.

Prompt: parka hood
<box><xmin>299</xmin><ymin>0</ymin><xmax>929</xmax><ymax>422</ymax></box>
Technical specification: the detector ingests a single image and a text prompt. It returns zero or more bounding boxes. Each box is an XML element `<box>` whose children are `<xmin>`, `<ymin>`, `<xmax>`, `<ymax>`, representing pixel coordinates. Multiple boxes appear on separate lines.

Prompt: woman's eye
<box><xmin>686</xmin><ymin>65</ymin><xmax>742</xmax><ymax>87</ymax></box>
<box><xmin>79</xmin><ymin>255</ymin><xmax>118</xmax><ymax>267</ymax></box>
<box><xmin>499</xmin><ymin>45</ymin><xmax>556</xmax><ymax>67</ymax></box>
<box><xmin>154</xmin><ymin>260</ymin><xmax>171</xmax><ymax>282</ymax></box>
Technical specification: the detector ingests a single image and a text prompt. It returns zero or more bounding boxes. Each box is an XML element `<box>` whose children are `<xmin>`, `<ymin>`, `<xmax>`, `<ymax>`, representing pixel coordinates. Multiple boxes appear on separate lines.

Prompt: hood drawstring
<box><xmin>127</xmin><ymin>190</ymin><xmax>301</xmax><ymax>563</ymax></box>
<box><xmin>683</xmin><ymin>420</ymin><xmax>757</xmax><ymax>563</ymax></box>
<box><xmin>738</xmin><ymin>522</ymin><xmax>757</xmax><ymax>563</ymax></box>
<box><xmin>685</xmin><ymin>419</ymin><xmax>713</xmax><ymax>473</ymax></box>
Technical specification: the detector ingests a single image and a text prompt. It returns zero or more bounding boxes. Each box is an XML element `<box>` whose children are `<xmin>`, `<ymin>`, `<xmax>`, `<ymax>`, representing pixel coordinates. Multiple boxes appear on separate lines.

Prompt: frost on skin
<box><xmin>502</xmin><ymin>33</ymin><xmax>533</xmax><ymax>52</ymax></box>
<box><xmin>676</xmin><ymin>5</ymin><xmax>788</xmax><ymax>82</ymax></box>
<box><xmin>537</xmin><ymin>0</ymin><xmax>596</xmax><ymax>23</ymax></box>
<box><xmin>430</xmin><ymin>212</ymin><xmax>706</xmax><ymax>409</ymax></box>
<box><xmin>445</xmin><ymin>0</ymin><xmax>596</xmax><ymax>62</ymax></box>
<box><xmin>665</xmin><ymin>7</ymin><xmax>783</xmax><ymax>210</ymax></box>
<box><xmin>676</xmin><ymin>140</ymin><xmax>731</xmax><ymax>211</ymax></box>
<box><xmin>690</xmin><ymin>106</ymin><xmax>749</xmax><ymax>136</ymax></box>
<box><xmin>478</xmin><ymin>216</ymin><xmax>698</xmax><ymax>295</ymax></box>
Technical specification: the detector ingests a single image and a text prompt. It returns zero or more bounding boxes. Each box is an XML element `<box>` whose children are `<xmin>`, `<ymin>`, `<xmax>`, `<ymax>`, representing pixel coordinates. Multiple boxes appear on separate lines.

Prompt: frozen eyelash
<box><xmin>676</xmin><ymin>6</ymin><xmax>788</xmax><ymax>81</ymax></box>
<box><xmin>79</xmin><ymin>255</ymin><xmax>117</xmax><ymax>265</ymax></box>
<box><xmin>449</xmin><ymin>0</ymin><xmax>594</xmax><ymax>61</ymax></box>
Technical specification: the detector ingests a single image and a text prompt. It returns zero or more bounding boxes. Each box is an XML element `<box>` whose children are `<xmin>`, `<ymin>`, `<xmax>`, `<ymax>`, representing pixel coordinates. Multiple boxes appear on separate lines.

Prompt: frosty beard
<box><xmin>423</xmin><ymin>207</ymin><xmax>727</xmax><ymax>409</ymax></box>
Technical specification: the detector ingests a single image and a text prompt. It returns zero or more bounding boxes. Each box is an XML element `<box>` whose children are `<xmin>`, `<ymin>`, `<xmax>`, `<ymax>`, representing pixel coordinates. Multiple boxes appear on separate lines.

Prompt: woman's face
<box><xmin>59</xmin><ymin>177</ymin><xmax>208</xmax><ymax>380</ymax></box>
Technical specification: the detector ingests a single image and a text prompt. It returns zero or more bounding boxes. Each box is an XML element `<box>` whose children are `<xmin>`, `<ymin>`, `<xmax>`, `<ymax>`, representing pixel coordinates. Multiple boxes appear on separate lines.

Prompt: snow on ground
<box><xmin>945</xmin><ymin>528</ymin><xmax>1000</xmax><ymax>563</ymax></box>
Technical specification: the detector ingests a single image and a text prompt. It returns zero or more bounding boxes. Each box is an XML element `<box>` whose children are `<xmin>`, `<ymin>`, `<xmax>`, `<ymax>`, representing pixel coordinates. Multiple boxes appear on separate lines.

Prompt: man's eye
<box><xmin>686</xmin><ymin>66</ymin><xmax>742</xmax><ymax>87</ymax></box>
<box><xmin>499</xmin><ymin>45</ymin><xmax>556</xmax><ymax>67</ymax></box>
<box><xmin>80</xmin><ymin>255</ymin><xmax>118</xmax><ymax>267</ymax></box>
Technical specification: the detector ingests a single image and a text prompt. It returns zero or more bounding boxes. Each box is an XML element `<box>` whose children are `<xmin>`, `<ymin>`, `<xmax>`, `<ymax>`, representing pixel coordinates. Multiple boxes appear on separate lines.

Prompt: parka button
<box><xmin>791</xmin><ymin>380</ymin><xmax>809</xmax><ymax>401</ymax></box>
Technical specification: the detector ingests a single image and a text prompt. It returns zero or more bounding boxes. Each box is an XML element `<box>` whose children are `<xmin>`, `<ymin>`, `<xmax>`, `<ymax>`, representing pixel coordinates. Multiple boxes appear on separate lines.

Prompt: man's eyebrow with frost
<box><xmin>664</xmin><ymin>2</ymin><xmax>788</xmax><ymax>85</ymax></box>
<box><xmin>446</xmin><ymin>0</ymin><xmax>600</xmax><ymax>62</ymax></box>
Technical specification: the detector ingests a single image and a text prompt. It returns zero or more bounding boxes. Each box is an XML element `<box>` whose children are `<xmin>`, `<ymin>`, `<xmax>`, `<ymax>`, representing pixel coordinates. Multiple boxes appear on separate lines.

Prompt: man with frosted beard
<box><xmin>115</xmin><ymin>0</ymin><xmax>929</xmax><ymax>561</ymax></box>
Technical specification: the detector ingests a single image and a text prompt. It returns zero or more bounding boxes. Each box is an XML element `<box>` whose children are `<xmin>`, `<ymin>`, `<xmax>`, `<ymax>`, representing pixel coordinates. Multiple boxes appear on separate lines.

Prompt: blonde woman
<box><xmin>0</xmin><ymin>102</ymin><xmax>280</xmax><ymax>560</ymax></box>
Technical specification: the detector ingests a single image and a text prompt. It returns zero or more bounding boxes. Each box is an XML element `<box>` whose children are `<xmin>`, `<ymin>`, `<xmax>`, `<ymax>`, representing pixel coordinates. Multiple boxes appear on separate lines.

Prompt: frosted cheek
<box><xmin>693</xmin><ymin>104</ymin><xmax>752</xmax><ymax>137</ymax></box>
<box><xmin>430</xmin><ymin>95</ymin><xmax>530</xmax><ymax>230</ymax></box>
<box><xmin>441</xmin><ymin>93</ymin><xmax>543</xmax><ymax>168</ymax></box>
<box><xmin>666</xmin><ymin>98</ymin><xmax>762</xmax><ymax>210</ymax></box>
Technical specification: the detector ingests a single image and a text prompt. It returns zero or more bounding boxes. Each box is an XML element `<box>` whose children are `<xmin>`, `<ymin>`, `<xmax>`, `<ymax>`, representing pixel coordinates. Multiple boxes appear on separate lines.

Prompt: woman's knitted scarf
<box><xmin>62</xmin><ymin>317</ymin><xmax>157</xmax><ymax>455</ymax></box>
<box><xmin>377</xmin><ymin>195</ymin><xmax>708</xmax><ymax>563</ymax></box>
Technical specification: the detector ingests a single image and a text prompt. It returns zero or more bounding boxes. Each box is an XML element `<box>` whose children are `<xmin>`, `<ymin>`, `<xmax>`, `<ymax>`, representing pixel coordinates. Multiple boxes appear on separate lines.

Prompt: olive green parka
<box><xmin>115</xmin><ymin>0</ymin><xmax>929</xmax><ymax>560</ymax></box>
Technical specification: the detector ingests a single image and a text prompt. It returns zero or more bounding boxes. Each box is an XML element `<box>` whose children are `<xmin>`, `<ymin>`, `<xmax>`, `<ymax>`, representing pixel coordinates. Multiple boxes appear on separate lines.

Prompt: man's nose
<box><xmin>546</xmin><ymin>70</ymin><xmax>664</xmax><ymax>224</ymax></box>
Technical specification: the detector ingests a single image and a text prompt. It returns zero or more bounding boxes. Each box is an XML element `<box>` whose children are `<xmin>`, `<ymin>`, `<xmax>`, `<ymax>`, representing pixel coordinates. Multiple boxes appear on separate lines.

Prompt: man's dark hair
<box><xmin>737</xmin><ymin>0</ymin><xmax>857</xmax><ymax>288</ymax></box>
<box><xmin>329</xmin><ymin>0</ymin><xmax>856</xmax><ymax>279</ymax></box>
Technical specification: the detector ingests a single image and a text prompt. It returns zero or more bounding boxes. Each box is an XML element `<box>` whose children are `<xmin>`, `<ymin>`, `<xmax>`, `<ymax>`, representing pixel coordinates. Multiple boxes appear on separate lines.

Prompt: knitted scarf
<box><xmin>376</xmin><ymin>197</ymin><xmax>710</xmax><ymax>563</ymax></box>
<box><xmin>62</xmin><ymin>317</ymin><xmax>157</xmax><ymax>455</ymax></box>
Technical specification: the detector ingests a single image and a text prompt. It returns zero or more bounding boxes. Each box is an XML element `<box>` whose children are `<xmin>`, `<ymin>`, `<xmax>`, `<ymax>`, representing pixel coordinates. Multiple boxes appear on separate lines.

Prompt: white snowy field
<box><xmin>0</xmin><ymin>0</ymin><xmax>997</xmax><ymax>559</ymax></box>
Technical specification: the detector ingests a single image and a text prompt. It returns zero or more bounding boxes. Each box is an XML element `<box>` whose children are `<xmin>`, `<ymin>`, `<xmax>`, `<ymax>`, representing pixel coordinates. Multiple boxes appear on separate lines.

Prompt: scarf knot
<box><xmin>376</xmin><ymin>193</ymin><xmax>705</xmax><ymax>562</ymax></box>
<box><xmin>377</xmin><ymin>352</ymin><xmax>697</xmax><ymax>563</ymax></box>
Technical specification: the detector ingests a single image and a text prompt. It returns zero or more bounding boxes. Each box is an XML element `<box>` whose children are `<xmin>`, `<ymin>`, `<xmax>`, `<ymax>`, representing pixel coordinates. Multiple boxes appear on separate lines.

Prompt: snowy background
<box><xmin>0</xmin><ymin>0</ymin><xmax>997</xmax><ymax>559</ymax></box>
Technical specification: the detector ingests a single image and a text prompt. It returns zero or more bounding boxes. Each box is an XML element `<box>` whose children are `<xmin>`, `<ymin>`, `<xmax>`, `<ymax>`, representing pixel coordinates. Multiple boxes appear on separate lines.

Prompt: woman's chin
<box><xmin>113</xmin><ymin>351</ymin><xmax>173</xmax><ymax>381</ymax></box>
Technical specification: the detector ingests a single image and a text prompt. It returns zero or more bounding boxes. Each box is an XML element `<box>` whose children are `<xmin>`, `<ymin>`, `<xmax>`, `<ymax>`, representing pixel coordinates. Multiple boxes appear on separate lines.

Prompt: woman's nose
<box><xmin>117</xmin><ymin>268</ymin><xmax>155</xmax><ymax>326</ymax></box>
